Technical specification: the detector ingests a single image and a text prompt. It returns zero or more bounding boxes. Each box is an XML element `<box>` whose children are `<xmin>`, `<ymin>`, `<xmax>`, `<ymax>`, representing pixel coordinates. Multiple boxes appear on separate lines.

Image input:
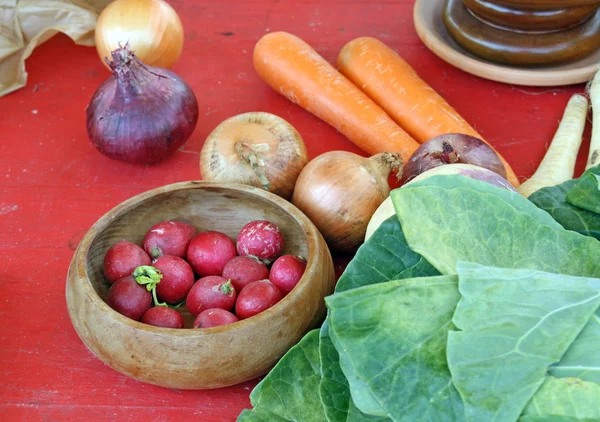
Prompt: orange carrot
<box><xmin>253</xmin><ymin>32</ymin><xmax>420</xmax><ymax>164</ymax></box>
<box><xmin>337</xmin><ymin>37</ymin><xmax>520</xmax><ymax>187</ymax></box>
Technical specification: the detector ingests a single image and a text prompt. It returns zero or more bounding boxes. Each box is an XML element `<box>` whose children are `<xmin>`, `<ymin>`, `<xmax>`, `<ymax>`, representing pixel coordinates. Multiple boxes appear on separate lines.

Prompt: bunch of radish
<box><xmin>102</xmin><ymin>219</ymin><xmax>306</xmax><ymax>329</ymax></box>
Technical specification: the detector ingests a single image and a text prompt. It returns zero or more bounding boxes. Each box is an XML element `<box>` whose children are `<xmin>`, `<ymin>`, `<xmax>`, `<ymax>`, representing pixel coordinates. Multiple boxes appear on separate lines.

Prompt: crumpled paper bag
<box><xmin>0</xmin><ymin>0</ymin><xmax>111</xmax><ymax>97</ymax></box>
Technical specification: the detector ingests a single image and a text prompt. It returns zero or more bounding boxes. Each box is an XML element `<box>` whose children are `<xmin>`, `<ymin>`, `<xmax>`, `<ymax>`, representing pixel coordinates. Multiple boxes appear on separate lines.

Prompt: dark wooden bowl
<box><xmin>444</xmin><ymin>0</ymin><xmax>600</xmax><ymax>65</ymax></box>
<box><xmin>65</xmin><ymin>181</ymin><xmax>335</xmax><ymax>389</ymax></box>
<box><xmin>486</xmin><ymin>0</ymin><xmax>600</xmax><ymax>9</ymax></box>
<box><xmin>463</xmin><ymin>0</ymin><xmax>598</xmax><ymax>32</ymax></box>
<box><xmin>413</xmin><ymin>0</ymin><xmax>600</xmax><ymax>85</ymax></box>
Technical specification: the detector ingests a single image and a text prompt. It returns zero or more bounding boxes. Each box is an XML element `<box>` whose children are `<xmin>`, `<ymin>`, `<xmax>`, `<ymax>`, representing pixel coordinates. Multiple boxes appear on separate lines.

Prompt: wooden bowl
<box><xmin>414</xmin><ymin>0</ymin><xmax>600</xmax><ymax>86</ymax></box>
<box><xmin>65</xmin><ymin>181</ymin><xmax>335</xmax><ymax>389</ymax></box>
<box><xmin>444</xmin><ymin>0</ymin><xmax>600</xmax><ymax>65</ymax></box>
<box><xmin>463</xmin><ymin>0</ymin><xmax>598</xmax><ymax>32</ymax></box>
<box><xmin>486</xmin><ymin>0</ymin><xmax>600</xmax><ymax>9</ymax></box>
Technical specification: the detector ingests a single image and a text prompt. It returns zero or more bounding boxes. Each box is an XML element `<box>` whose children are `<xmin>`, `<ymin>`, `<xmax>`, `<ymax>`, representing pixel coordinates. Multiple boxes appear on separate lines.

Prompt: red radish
<box><xmin>269</xmin><ymin>255</ymin><xmax>307</xmax><ymax>295</ymax></box>
<box><xmin>193</xmin><ymin>308</ymin><xmax>239</xmax><ymax>328</ymax></box>
<box><xmin>222</xmin><ymin>256</ymin><xmax>270</xmax><ymax>292</ymax></box>
<box><xmin>142</xmin><ymin>220</ymin><xmax>196</xmax><ymax>259</ymax></box>
<box><xmin>153</xmin><ymin>255</ymin><xmax>195</xmax><ymax>304</ymax></box>
<box><xmin>236</xmin><ymin>220</ymin><xmax>284</xmax><ymax>262</ymax></box>
<box><xmin>106</xmin><ymin>275</ymin><xmax>152</xmax><ymax>320</ymax></box>
<box><xmin>236</xmin><ymin>279</ymin><xmax>283</xmax><ymax>320</ymax></box>
<box><xmin>141</xmin><ymin>307</ymin><xmax>184</xmax><ymax>328</ymax></box>
<box><xmin>186</xmin><ymin>276</ymin><xmax>237</xmax><ymax>316</ymax></box>
<box><xmin>187</xmin><ymin>231</ymin><xmax>237</xmax><ymax>277</ymax></box>
<box><xmin>103</xmin><ymin>240</ymin><xmax>151</xmax><ymax>283</ymax></box>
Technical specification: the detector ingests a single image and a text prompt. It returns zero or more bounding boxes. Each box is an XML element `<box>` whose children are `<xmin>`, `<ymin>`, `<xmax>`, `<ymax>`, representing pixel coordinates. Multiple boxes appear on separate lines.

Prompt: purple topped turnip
<box><xmin>365</xmin><ymin>164</ymin><xmax>516</xmax><ymax>241</ymax></box>
<box><xmin>402</xmin><ymin>133</ymin><xmax>507</xmax><ymax>183</ymax></box>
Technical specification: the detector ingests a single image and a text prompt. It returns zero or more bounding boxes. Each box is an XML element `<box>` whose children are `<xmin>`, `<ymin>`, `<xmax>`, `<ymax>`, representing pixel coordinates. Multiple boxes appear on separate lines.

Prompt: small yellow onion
<box><xmin>200</xmin><ymin>112</ymin><xmax>308</xmax><ymax>200</ymax></box>
<box><xmin>95</xmin><ymin>0</ymin><xmax>184</xmax><ymax>69</ymax></box>
<box><xmin>292</xmin><ymin>151</ymin><xmax>403</xmax><ymax>253</ymax></box>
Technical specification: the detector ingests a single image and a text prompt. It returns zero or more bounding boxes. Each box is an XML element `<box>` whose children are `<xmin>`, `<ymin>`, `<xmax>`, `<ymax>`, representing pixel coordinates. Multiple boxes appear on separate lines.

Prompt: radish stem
<box><xmin>518</xmin><ymin>94</ymin><xmax>589</xmax><ymax>198</ymax></box>
<box><xmin>586</xmin><ymin>68</ymin><xmax>600</xmax><ymax>170</ymax></box>
<box><xmin>133</xmin><ymin>265</ymin><xmax>166</xmax><ymax>307</ymax></box>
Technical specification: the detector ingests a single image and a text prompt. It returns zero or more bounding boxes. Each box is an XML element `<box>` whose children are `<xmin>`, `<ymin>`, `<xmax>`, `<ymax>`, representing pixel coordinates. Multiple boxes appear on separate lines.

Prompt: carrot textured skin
<box><xmin>253</xmin><ymin>32</ymin><xmax>420</xmax><ymax>164</ymax></box>
<box><xmin>337</xmin><ymin>36</ymin><xmax>520</xmax><ymax>187</ymax></box>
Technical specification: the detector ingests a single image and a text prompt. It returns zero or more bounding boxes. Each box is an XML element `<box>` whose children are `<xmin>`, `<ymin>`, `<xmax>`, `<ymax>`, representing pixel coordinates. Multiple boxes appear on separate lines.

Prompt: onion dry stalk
<box><xmin>292</xmin><ymin>151</ymin><xmax>403</xmax><ymax>252</ymax></box>
<box><xmin>86</xmin><ymin>44</ymin><xmax>199</xmax><ymax>165</ymax></box>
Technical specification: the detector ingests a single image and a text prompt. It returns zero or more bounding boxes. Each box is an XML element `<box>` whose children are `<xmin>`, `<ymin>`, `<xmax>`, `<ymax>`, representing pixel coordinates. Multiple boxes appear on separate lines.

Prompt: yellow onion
<box><xmin>200</xmin><ymin>112</ymin><xmax>308</xmax><ymax>200</ymax></box>
<box><xmin>292</xmin><ymin>151</ymin><xmax>402</xmax><ymax>252</ymax></box>
<box><xmin>95</xmin><ymin>0</ymin><xmax>184</xmax><ymax>69</ymax></box>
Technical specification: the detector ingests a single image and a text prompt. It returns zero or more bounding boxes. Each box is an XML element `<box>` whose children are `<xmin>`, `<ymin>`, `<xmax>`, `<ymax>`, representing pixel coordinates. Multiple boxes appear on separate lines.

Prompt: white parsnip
<box><xmin>586</xmin><ymin>68</ymin><xmax>600</xmax><ymax>170</ymax></box>
<box><xmin>518</xmin><ymin>94</ymin><xmax>589</xmax><ymax>198</ymax></box>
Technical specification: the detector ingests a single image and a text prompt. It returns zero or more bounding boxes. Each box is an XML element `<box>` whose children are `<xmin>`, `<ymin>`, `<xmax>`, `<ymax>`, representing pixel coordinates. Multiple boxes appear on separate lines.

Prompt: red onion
<box><xmin>86</xmin><ymin>44</ymin><xmax>199</xmax><ymax>164</ymax></box>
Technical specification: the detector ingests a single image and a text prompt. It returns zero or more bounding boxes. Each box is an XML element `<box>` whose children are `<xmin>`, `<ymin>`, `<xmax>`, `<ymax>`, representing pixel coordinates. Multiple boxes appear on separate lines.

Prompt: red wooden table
<box><xmin>0</xmin><ymin>1</ymin><xmax>591</xmax><ymax>420</ymax></box>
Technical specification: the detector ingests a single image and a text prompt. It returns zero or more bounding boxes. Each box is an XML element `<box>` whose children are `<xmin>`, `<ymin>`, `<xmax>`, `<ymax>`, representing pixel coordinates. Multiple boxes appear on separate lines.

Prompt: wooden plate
<box><xmin>413</xmin><ymin>0</ymin><xmax>600</xmax><ymax>86</ymax></box>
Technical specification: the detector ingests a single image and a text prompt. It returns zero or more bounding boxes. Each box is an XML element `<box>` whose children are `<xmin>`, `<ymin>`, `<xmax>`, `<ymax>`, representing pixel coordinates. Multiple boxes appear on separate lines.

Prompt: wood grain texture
<box><xmin>66</xmin><ymin>182</ymin><xmax>335</xmax><ymax>389</ymax></box>
<box><xmin>0</xmin><ymin>0</ymin><xmax>592</xmax><ymax>420</ymax></box>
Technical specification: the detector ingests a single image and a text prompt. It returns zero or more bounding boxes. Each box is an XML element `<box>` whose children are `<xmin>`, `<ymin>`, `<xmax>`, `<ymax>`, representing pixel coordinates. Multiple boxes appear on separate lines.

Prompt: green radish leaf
<box><xmin>567</xmin><ymin>172</ymin><xmax>600</xmax><ymax>214</ymax></box>
<box><xmin>405</xmin><ymin>174</ymin><xmax>563</xmax><ymax>230</ymax></box>
<box><xmin>239</xmin><ymin>175</ymin><xmax>600</xmax><ymax>422</ymax></box>
<box><xmin>530</xmin><ymin>165</ymin><xmax>600</xmax><ymax>241</ymax></box>
<box><xmin>391</xmin><ymin>177</ymin><xmax>600</xmax><ymax>380</ymax></box>
<box><xmin>241</xmin><ymin>216</ymin><xmax>438</xmax><ymax>422</ymax></box>
<box><xmin>237</xmin><ymin>409</ymin><xmax>288</xmax><ymax>421</ymax></box>
<box><xmin>447</xmin><ymin>262</ymin><xmax>600</xmax><ymax>422</ymax></box>
<box><xmin>522</xmin><ymin>376</ymin><xmax>600</xmax><ymax>420</ymax></box>
<box><xmin>390</xmin><ymin>176</ymin><xmax>600</xmax><ymax>420</ymax></box>
<box><xmin>550</xmin><ymin>311</ymin><xmax>600</xmax><ymax>383</ymax></box>
<box><xmin>319</xmin><ymin>322</ymin><xmax>389</xmax><ymax>422</ymax></box>
<box><xmin>318</xmin><ymin>321</ymin><xmax>349</xmax><ymax>422</ymax></box>
<box><xmin>334</xmin><ymin>216</ymin><xmax>440</xmax><ymax>293</ymax></box>
<box><xmin>520</xmin><ymin>417</ymin><xmax>598</xmax><ymax>422</ymax></box>
<box><xmin>346</xmin><ymin>401</ymin><xmax>389</xmax><ymax>422</ymax></box>
<box><xmin>326</xmin><ymin>276</ymin><xmax>465</xmax><ymax>421</ymax></box>
<box><xmin>391</xmin><ymin>175</ymin><xmax>600</xmax><ymax>278</ymax></box>
<box><xmin>319</xmin><ymin>216</ymin><xmax>439</xmax><ymax>422</ymax></box>
<box><xmin>237</xmin><ymin>330</ymin><xmax>326</xmax><ymax>422</ymax></box>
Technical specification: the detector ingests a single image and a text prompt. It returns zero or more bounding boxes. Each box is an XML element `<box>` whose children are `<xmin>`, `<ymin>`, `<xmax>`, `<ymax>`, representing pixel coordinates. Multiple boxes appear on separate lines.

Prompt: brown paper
<box><xmin>0</xmin><ymin>0</ymin><xmax>111</xmax><ymax>97</ymax></box>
